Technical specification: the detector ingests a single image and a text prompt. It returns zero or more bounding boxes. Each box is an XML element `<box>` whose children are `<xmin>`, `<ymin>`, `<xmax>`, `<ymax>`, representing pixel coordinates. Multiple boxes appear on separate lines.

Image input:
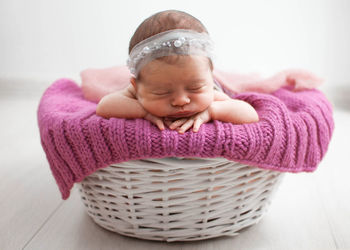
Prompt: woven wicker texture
<box><xmin>79</xmin><ymin>157</ymin><xmax>283</xmax><ymax>242</ymax></box>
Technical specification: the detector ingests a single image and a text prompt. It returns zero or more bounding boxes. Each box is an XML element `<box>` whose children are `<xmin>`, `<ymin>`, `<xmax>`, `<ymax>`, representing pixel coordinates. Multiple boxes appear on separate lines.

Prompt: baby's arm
<box><xmin>96</xmin><ymin>86</ymin><xmax>165</xmax><ymax>130</ymax></box>
<box><xmin>209</xmin><ymin>91</ymin><xmax>259</xmax><ymax>124</ymax></box>
<box><xmin>96</xmin><ymin>85</ymin><xmax>147</xmax><ymax>118</ymax></box>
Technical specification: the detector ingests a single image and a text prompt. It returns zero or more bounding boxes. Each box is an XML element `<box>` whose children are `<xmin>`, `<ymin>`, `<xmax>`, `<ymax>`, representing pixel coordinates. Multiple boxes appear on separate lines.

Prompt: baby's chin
<box><xmin>165</xmin><ymin>111</ymin><xmax>198</xmax><ymax>120</ymax></box>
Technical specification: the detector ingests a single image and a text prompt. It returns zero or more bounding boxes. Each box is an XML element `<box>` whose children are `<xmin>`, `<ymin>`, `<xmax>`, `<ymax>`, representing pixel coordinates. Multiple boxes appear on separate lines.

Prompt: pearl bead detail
<box><xmin>174</xmin><ymin>40</ymin><xmax>182</xmax><ymax>47</ymax></box>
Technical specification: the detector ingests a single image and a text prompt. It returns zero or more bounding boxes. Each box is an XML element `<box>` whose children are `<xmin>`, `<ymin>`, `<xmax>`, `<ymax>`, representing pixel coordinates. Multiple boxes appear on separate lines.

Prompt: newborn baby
<box><xmin>97</xmin><ymin>10</ymin><xmax>259</xmax><ymax>133</ymax></box>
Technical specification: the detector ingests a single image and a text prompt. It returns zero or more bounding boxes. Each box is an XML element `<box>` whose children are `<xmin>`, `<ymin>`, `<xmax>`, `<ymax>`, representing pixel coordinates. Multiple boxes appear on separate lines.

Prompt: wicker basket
<box><xmin>78</xmin><ymin>157</ymin><xmax>283</xmax><ymax>242</ymax></box>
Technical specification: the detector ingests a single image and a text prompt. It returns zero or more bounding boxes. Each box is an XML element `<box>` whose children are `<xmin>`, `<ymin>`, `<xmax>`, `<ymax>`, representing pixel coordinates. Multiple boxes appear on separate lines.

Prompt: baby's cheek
<box><xmin>142</xmin><ymin>99</ymin><xmax>169</xmax><ymax>116</ymax></box>
<box><xmin>196</xmin><ymin>92</ymin><xmax>214</xmax><ymax>109</ymax></box>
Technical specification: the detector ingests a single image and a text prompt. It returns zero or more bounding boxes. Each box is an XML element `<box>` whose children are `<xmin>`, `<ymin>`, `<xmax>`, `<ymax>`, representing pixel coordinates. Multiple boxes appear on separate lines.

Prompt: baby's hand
<box><xmin>165</xmin><ymin>109</ymin><xmax>211</xmax><ymax>134</ymax></box>
<box><xmin>144</xmin><ymin>113</ymin><xmax>165</xmax><ymax>131</ymax></box>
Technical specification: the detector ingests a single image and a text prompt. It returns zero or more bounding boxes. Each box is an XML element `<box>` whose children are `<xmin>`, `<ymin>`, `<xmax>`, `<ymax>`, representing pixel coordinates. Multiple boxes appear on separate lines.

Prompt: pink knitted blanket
<box><xmin>38</xmin><ymin>78</ymin><xmax>334</xmax><ymax>200</ymax></box>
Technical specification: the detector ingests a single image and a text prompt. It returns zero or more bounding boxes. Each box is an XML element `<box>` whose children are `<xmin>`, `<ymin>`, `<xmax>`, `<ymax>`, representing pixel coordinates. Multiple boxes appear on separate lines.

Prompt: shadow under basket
<box><xmin>78</xmin><ymin>157</ymin><xmax>284</xmax><ymax>242</ymax></box>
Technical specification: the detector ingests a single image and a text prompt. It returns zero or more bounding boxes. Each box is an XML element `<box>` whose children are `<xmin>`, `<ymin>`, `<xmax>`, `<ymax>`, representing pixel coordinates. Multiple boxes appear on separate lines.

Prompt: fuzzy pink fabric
<box><xmin>80</xmin><ymin>66</ymin><xmax>323</xmax><ymax>102</ymax></box>
<box><xmin>214</xmin><ymin>68</ymin><xmax>323</xmax><ymax>93</ymax></box>
<box><xmin>38</xmin><ymin>78</ymin><xmax>334</xmax><ymax>200</ymax></box>
<box><xmin>81</xmin><ymin>66</ymin><xmax>131</xmax><ymax>103</ymax></box>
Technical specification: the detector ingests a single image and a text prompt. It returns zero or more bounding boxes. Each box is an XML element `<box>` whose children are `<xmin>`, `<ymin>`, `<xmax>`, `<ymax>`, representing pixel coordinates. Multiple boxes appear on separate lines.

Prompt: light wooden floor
<box><xmin>0</xmin><ymin>86</ymin><xmax>349</xmax><ymax>250</ymax></box>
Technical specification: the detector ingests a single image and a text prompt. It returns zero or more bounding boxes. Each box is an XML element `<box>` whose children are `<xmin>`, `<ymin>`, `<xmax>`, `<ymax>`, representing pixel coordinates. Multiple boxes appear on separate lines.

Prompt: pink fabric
<box><xmin>80</xmin><ymin>66</ymin><xmax>323</xmax><ymax>102</ymax></box>
<box><xmin>214</xmin><ymin>68</ymin><xmax>323</xmax><ymax>93</ymax></box>
<box><xmin>38</xmin><ymin>78</ymin><xmax>334</xmax><ymax>200</ymax></box>
<box><xmin>81</xmin><ymin>66</ymin><xmax>131</xmax><ymax>103</ymax></box>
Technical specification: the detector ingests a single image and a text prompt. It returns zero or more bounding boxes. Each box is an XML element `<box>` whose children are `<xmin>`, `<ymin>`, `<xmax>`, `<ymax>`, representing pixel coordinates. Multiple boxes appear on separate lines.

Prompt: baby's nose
<box><xmin>171</xmin><ymin>93</ymin><xmax>190</xmax><ymax>107</ymax></box>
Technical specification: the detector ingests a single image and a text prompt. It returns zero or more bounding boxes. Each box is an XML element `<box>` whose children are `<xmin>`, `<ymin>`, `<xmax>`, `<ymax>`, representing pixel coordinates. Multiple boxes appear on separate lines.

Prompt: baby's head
<box><xmin>127</xmin><ymin>10</ymin><xmax>215</xmax><ymax>118</ymax></box>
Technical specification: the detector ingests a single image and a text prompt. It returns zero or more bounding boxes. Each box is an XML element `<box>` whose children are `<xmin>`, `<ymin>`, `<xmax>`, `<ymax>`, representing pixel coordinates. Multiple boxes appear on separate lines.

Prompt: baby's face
<box><xmin>132</xmin><ymin>55</ymin><xmax>214</xmax><ymax>118</ymax></box>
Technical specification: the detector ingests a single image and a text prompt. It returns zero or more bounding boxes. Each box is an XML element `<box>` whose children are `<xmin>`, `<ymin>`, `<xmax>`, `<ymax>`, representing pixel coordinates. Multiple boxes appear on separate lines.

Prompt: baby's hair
<box><xmin>129</xmin><ymin>10</ymin><xmax>213</xmax><ymax>77</ymax></box>
<box><xmin>129</xmin><ymin>10</ymin><xmax>209</xmax><ymax>53</ymax></box>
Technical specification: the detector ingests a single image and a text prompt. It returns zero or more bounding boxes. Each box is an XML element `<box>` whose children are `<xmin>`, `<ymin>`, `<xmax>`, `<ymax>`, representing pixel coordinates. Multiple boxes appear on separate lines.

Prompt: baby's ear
<box><xmin>130</xmin><ymin>77</ymin><xmax>137</xmax><ymax>90</ymax></box>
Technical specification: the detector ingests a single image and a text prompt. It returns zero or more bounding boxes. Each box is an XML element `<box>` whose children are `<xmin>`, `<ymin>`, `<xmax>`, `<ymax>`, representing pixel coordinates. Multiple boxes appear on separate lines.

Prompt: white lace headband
<box><xmin>127</xmin><ymin>29</ymin><xmax>214</xmax><ymax>77</ymax></box>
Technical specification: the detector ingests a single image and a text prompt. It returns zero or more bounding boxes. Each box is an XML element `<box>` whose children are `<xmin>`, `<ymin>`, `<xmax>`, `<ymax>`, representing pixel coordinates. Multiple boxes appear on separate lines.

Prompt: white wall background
<box><xmin>0</xmin><ymin>0</ymin><xmax>349</xmax><ymax>86</ymax></box>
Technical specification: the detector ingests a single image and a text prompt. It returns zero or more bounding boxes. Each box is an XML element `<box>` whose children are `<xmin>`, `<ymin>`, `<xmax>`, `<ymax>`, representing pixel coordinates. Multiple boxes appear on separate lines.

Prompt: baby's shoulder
<box><xmin>123</xmin><ymin>84</ymin><xmax>137</xmax><ymax>98</ymax></box>
<box><xmin>214</xmin><ymin>89</ymin><xmax>231</xmax><ymax>101</ymax></box>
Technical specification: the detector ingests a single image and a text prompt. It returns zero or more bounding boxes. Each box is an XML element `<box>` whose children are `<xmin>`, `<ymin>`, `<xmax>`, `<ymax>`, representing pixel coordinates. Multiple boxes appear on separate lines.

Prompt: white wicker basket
<box><xmin>78</xmin><ymin>157</ymin><xmax>283</xmax><ymax>242</ymax></box>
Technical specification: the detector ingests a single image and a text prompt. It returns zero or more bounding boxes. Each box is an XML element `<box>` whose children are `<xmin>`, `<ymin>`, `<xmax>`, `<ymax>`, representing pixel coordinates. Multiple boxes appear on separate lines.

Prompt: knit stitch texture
<box><xmin>37</xmin><ymin>79</ymin><xmax>334</xmax><ymax>199</ymax></box>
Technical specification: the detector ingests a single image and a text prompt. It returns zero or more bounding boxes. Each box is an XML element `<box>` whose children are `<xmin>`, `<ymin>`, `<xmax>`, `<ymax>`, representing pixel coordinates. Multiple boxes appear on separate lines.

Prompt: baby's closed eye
<box><xmin>187</xmin><ymin>85</ymin><xmax>206</xmax><ymax>92</ymax></box>
<box><xmin>188</xmin><ymin>86</ymin><xmax>202</xmax><ymax>90</ymax></box>
<box><xmin>152</xmin><ymin>90</ymin><xmax>171</xmax><ymax>95</ymax></box>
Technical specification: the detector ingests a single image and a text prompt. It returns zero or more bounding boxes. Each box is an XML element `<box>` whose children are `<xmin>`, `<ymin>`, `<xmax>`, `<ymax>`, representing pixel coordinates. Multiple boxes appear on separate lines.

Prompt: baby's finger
<box><xmin>178</xmin><ymin>118</ymin><xmax>195</xmax><ymax>134</ymax></box>
<box><xmin>193</xmin><ymin>118</ymin><xmax>204</xmax><ymax>132</ymax></box>
<box><xmin>155</xmin><ymin>119</ymin><xmax>165</xmax><ymax>131</ymax></box>
<box><xmin>147</xmin><ymin>115</ymin><xmax>165</xmax><ymax>131</ymax></box>
<box><xmin>164</xmin><ymin>119</ymin><xmax>173</xmax><ymax>128</ymax></box>
<box><xmin>169</xmin><ymin>118</ymin><xmax>188</xmax><ymax>130</ymax></box>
